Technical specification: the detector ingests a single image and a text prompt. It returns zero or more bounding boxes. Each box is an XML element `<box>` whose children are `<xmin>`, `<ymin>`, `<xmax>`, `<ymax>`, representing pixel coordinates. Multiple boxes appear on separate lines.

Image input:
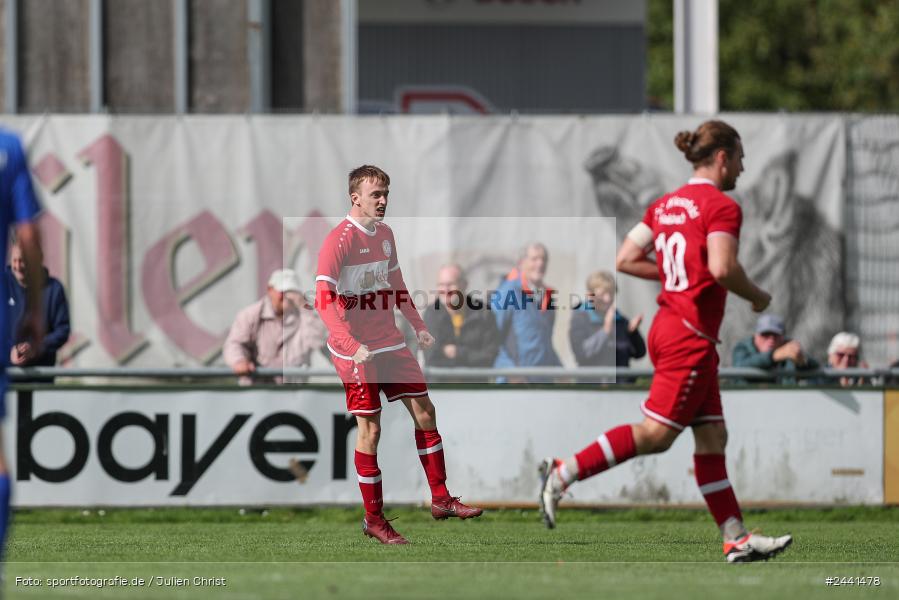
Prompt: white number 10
<box><xmin>655</xmin><ymin>232</ymin><xmax>689</xmax><ymax>292</ymax></box>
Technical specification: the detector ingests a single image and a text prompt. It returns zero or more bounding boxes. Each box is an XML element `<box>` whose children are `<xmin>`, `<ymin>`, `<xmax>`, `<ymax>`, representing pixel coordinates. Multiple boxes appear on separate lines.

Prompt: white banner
<box><xmin>5</xmin><ymin>388</ymin><xmax>883</xmax><ymax>506</ymax></box>
<box><xmin>0</xmin><ymin>115</ymin><xmax>847</xmax><ymax>368</ymax></box>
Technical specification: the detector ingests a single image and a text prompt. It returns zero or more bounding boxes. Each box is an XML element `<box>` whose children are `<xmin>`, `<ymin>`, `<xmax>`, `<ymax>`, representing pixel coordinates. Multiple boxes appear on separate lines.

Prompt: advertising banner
<box><xmin>5</xmin><ymin>388</ymin><xmax>882</xmax><ymax>506</ymax></box>
<box><xmin>0</xmin><ymin>114</ymin><xmax>850</xmax><ymax>368</ymax></box>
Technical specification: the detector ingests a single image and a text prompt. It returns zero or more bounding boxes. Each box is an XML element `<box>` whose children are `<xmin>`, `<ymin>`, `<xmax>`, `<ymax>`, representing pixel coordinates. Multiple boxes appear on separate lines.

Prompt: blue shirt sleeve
<box><xmin>7</xmin><ymin>136</ymin><xmax>41</xmax><ymax>224</ymax></box>
<box><xmin>493</xmin><ymin>280</ymin><xmax>514</xmax><ymax>340</ymax></box>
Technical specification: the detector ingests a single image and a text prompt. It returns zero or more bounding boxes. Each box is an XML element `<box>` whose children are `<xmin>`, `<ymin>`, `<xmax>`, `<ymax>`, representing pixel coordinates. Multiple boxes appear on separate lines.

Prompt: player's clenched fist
<box><xmin>352</xmin><ymin>344</ymin><xmax>372</xmax><ymax>363</ymax></box>
<box><xmin>751</xmin><ymin>290</ymin><xmax>772</xmax><ymax>313</ymax></box>
<box><xmin>417</xmin><ymin>330</ymin><xmax>435</xmax><ymax>349</ymax></box>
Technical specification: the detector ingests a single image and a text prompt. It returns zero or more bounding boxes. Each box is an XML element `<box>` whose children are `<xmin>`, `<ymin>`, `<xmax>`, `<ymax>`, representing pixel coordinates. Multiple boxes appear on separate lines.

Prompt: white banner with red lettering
<box><xmin>4</xmin><ymin>388</ymin><xmax>883</xmax><ymax>506</ymax></box>
<box><xmin>1</xmin><ymin>115</ymin><xmax>845</xmax><ymax>368</ymax></box>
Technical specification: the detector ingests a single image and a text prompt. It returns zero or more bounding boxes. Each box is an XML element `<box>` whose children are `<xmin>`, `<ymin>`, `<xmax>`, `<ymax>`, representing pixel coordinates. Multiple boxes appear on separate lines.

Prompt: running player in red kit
<box><xmin>316</xmin><ymin>165</ymin><xmax>482</xmax><ymax>545</ymax></box>
<box><xmin>539</xmin><ymin>121</ymin><xmax>793</xmax><ymax>563</ymax></box>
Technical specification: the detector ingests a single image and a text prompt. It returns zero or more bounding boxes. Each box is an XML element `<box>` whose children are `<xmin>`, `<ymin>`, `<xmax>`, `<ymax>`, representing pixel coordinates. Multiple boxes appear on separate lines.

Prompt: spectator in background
<box><xmin>423</xmin><ymin>264</ymin><xmax>499</xmax><ymax>368</ymax></box>
<box><xmin>494</xmin><ymin>243</ymin><xmax>561</xmax><ymax>375</ymax></box>
<box><xmin>569</xmin><ymin>270</ymin><xmax>645</xmax><ymax>368</ymax></box>
<box><xmin>826</xmin><ymin>332</ymin><xmax>868</xmax><ymax>387</ymax></box>
<box><xmin>224</xmin><ymin>269</ymin><xmax>326</xmax><ymax>384</ymax></box>
<box><xmin>7</xmin><ymin>240</ymin><xmax>70</xmax><ymax>367</ymax></box>
<box><xmin>732</xmin><ymin>314</ymin><xmax>819</xmax><ymax>378</ymax></box>
<box><xmin>889</xmin><ymin>358</ymin><xmax>899</xmax><ymax>386</ymax></box>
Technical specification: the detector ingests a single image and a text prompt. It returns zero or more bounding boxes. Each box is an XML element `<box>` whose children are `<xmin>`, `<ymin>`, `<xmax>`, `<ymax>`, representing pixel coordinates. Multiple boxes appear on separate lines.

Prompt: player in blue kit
<box><xmin>0</xmin><ymin>128</ymin><xmax>45</xmax><ymax>560</ymax></box>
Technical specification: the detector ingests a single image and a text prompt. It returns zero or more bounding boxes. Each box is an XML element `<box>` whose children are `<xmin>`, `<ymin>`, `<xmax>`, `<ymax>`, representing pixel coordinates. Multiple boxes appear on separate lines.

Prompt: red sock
<box><xmin>574</xmin><ymin>425</ymin><xmax>637</xmax><ymax>480</ymax></box>
<box><xmin>694</xmin><ymin>454</ymin><xmax>743</xmax><ymax>527</ymax></box>
<box><xmin>415</xmin><ymin>429</ymin><xmax>450</xmax><ymax>501</ymax></box>
<box><xmin>354</xmin><ymin>450</ymin><xmax>383</xmax><ymax>520</ymax></box>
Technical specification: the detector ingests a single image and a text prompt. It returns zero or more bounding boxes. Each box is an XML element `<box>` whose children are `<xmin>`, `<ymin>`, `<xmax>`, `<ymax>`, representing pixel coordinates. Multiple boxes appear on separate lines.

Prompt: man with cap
<box><xmin>732</xmin><ymin>313</ymin><xmax>818</xmax><ymax>376</ymax></box>
<box><xmin>224</xmin><ymin>268</ymin><xmax>327</xmax><ymax>383</ymax></box>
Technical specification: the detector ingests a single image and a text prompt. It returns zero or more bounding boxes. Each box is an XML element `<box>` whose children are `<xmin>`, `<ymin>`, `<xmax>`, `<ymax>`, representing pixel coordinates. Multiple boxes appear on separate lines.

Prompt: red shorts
<box><xmin>329</xmin><ymin>345</ymin><xmax>428</xmax><ymax>416</ymax></box>
<box><xmin>643</xmin><ymin>311</ymin><xmax>724</xmax><ymax>431</ymax></box>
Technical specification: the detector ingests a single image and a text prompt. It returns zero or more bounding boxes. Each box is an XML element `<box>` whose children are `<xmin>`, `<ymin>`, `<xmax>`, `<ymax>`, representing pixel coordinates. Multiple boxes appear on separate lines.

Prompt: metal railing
<box><xmin>7</xmin><ymin>366</ymin><xmax>898</xmax><ymax>384</ymax></box>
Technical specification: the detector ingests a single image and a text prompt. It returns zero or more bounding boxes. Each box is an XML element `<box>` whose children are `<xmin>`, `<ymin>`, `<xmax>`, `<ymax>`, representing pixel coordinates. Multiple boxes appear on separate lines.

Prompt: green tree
<box><xmin>647</xmin><ymin>0</ymin><xmax>675</xmax><ymax>109</ymax></box>
<box><xmin>647</xmin><ymin>0</ymin><xmax>899</xmax><ymax>111</ymax></box>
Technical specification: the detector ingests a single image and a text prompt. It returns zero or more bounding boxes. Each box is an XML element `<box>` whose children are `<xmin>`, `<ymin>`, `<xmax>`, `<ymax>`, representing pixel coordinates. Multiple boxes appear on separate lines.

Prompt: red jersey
<box><xmin>315</xmin><ymin>215</ymin><xmax>426</xmax><ymax>357</ymax></box>
<box><xmin>641</xmin><ymin>178</ymin><xmax>742</xmax><ymax>340</ymax></box>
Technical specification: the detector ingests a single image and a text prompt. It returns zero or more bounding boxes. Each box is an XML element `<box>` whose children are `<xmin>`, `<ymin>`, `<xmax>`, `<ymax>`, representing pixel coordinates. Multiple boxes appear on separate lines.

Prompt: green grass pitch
<box><xmin>5</xmin><ymin>506</ymin><xmax>898</xmax><ymax>599</ymax></box>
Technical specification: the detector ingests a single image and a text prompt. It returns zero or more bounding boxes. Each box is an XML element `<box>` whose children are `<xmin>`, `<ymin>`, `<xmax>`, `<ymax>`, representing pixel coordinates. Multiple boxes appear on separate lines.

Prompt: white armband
<box><xmin>626</xmin><ymin>222</ymin><xmax>654</xmax><ymax>249</ymax></box>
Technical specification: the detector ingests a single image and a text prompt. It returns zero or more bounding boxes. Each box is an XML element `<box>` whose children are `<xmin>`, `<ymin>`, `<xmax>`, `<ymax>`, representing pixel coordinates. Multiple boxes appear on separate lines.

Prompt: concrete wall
<box><xmin>302</xmin><ymin>0</ymin><xmax>342</xmax><ymax>112</ymax></box>
<box><xmin>104</xmin><ymin>0</ymin><xmax>174</xmax><ymax>112</ymax></box>
<box><xmin>190</xmin><ymin>0</ymin><xmax>249</xmax><ymax>112</ymax></box>
<box><xmin>0</xmin><ymin>0</ymin><xmax>344</xmax><ymax>115</ymax></box>
<box><xmin>18</xmin><ymin>0</ymin><xmax>91</xmax><ymax>112</ymax></box>
<box><xmin>2</xmin><ymin>0</ymin><xmax>643</xmax><ymax>115</ymax></box>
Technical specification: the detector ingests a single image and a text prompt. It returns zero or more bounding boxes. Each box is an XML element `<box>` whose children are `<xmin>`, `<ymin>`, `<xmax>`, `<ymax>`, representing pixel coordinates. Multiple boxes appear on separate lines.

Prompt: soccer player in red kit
<box><xmin>539</xmin><ymin>121</ymin><xmax>793</xmax><ymax>563</ymax></box>
<box><xmin>316</xmin><ymin>165</ymin><xmax>482</xmax><ymax>545</ymax></box>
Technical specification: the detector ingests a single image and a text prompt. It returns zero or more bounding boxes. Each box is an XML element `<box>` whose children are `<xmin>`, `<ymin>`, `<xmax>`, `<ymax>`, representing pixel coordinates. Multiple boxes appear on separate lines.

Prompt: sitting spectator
<box><xmin>223</xmin><ymin>269</ymin><xmax>326</xmax><ymax>384</ymax></box>
<box><xmin>569</xmin><ymin>270</ymin><xmax>645</xmax><ymax>368</ymax></box>
<box><xmin>732</xmin><ymin>314</ymin><xmax>819</xmax><ymax>379</ymax></box>
<box><xmin>494</xmin><ymin>243</ymin><xmax>561</xmax><ymax>375</ymax></box>
<box><xmin>6</xmin><ymin>241</ymin><xmax>70</xmax><ymax>368</ymax></box>
<box><xmin>826</xmin><ymin>332</ymin><xmax>868</xmax><ymax>387</ymax></box>
<box><xmin>889</xmin><ymin>358</ymin><xmax>899</xmax><ymax>386</ymax></box>
<box><xmin>423</xmin><ymin>264</ymin><xmax>499</xmax><ymax>368</ymax></box>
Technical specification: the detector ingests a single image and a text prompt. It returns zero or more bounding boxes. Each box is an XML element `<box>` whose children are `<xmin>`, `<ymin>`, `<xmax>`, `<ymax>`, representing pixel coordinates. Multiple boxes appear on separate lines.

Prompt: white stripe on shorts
<box><xmin>417</xmin><ymin>442</ymin><xmax>443</xmax><ymax>456</ymax></box>
<box><xmin>385</xmin><ymin>390</ymin><xmax>429</xmax><ymax>402</ymax></box>
<box><xmin>640</xmin><ymin>401</ymin><xmax>685</xmax><ymax>431</ymax></box>
<box><xmin>699</xmin><ymin>479</ymin><xmax>731</xmax><ymax>495</ymax></box>
<box><xmin>328</xmin><ymin>342</ymin><xmax>408</xmax><ymax>361</ymax></box>
<box><xmin>692</xmin><ymin>415</ymin><xmax>725</xmax><ymax>424</ymax></box>
<box><xmin>370</xmin><ymin>342</ymin><xmax>407</xmax><ymax>355</ymax></box>
<box><xmin>328</xmin><ymin>344</ymin><xmax>355</xmax><ymax>360</ymax></box>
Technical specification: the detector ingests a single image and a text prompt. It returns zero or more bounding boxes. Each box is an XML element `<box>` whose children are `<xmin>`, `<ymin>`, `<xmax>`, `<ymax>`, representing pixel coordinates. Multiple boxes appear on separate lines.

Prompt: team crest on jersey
<box><xmin>382</xmin><ymin>240</ymin><xmax>392</xmax><ymax>258</ymax></box>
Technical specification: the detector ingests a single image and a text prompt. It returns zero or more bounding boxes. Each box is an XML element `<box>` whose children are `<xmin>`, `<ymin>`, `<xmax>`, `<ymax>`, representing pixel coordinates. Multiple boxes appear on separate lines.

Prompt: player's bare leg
<box><xmin>355</xmin><ymin>413</ymin><xmax>408</xmax><ymax>544</ymax></box>
<box><xmin>692</xmin><ymin>423</ymin><xmax>792</xmax><ymax>562</ymax></box>
<box><xmin>540</xmin><ymin>418</ymin><xmax>675</xmax><ymax>528</ymax></box>
<box><xmin>402</xmin><ymin>395</ymin><xmax>483</xmax><ymax>520</ymax></box>
<box><xmin>355</xmin><ymin>413</ymin><xmax>381</xmax><ymax>455</ymax></box>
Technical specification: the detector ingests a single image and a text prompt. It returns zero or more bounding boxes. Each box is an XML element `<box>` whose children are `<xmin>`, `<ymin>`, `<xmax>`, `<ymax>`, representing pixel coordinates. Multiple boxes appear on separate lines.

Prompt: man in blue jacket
<box><xmin>7</xmin><ymin>241</ymin><xmax>70</xmax><ymax>367</ymax></box>
<box><xmin>493</xmin><ymin>243</ymin><xmax>561</xmax><ymax>377</ymax></box>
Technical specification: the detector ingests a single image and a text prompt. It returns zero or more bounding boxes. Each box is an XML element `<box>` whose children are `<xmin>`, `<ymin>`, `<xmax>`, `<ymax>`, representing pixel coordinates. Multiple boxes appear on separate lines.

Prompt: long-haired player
<box><xmin>539</xmin><ymin>120</ymin><xmax>793</xmax><ymax>563</ymax></box>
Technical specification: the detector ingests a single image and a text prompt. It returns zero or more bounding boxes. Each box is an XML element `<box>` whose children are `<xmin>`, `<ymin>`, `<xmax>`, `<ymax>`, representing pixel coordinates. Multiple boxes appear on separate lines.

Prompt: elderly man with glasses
<box><xmin>825</xmin><ymin>332</ymin><xmax>868</xmax><ymax>387</ymax></box>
